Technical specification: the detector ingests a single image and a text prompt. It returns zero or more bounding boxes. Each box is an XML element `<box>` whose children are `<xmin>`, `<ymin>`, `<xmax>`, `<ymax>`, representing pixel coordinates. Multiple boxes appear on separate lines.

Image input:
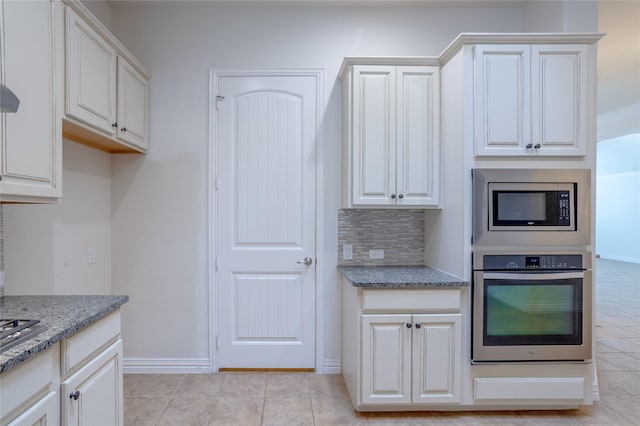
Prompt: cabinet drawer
<box><xmin>62</xmin><ymin>311</ymin><xmax>120</xmax><ymax>375</ymax></box>
<box><xmin>474</xmin><ymin>377</ymin><xmax>585</xmax><ymax>400</ymax></box>
<box><xmin>362</xmin><ymin>289</ymin><xmax>460</xmax><ymax>313</ymax></box>
<box><xmin>0</xmin><ymin>349</ymin><xmax>55</xmax><ymax>420</ymax></box>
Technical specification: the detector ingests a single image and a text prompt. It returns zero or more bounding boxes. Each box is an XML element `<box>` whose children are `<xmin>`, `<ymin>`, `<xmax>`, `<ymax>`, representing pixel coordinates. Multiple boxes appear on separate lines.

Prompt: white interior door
<box><xmin>215</xmin><ymin>71</ymin><xmax>318</xmax><ymax>369</ymax></box>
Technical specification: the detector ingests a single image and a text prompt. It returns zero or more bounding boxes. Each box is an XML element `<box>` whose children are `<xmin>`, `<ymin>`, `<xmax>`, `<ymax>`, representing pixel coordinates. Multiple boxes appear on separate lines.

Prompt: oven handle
<box><xmin>482</xmin><ymin>272</ymin><xmax>584</xmax><ymax>280</ymax></box>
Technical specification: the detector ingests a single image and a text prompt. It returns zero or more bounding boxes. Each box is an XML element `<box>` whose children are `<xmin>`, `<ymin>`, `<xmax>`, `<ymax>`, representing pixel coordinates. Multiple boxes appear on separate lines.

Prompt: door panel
<box><xmin>361</xmin><ymin>315</ymin><xmax>412</xmax><ymax>404</ymax></box>
<box><xmin>412</xmin><ymin>314</ymin><xmax>461</xmax><ymax>403</ymax></box>
<box><xmin>352</xmin><ymin>66</ymin><xmax>395</xmax><ymax>205</ymax></box>
<box><xmin>475</xmin><ymin>45</ymin><xmax>530</xmax><ymax>154</ymax></box>
<box><xmin>216</xmin><ymin>71</ymin><xmax>319</xmax><ymax>368</ymax></box>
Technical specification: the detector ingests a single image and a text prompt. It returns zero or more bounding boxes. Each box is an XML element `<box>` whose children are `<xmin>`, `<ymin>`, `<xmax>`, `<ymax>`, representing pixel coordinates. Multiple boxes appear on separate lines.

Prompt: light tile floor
<box><xmin>124</xmin><ymin>258</ymin><xmax>640</xmax><ymax>425</ymax></box>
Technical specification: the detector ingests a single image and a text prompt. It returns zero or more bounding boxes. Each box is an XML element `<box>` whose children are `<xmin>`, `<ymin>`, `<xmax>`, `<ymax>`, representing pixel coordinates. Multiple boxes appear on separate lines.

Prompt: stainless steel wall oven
<box><xmin>472</xmin><ymin>251</ymin><xmax>592</xmax><ymax>363</ymax></box>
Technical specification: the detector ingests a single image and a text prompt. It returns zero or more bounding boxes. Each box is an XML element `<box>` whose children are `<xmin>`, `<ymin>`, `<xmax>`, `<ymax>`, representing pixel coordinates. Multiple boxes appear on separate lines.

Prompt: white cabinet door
<box><xmin>412</xmin><ymin>314</ymin><xmax>461</xmax><ymax>404</ymax></box>
<box><xmin>0</xmin><ymin>0</ymin><xmax>63</xmax><ymax>202</ymax></box>
<box><xmin>396</xmin><ymin>66</ymin><xmax>440</xmax><ymax>206</ymax></box>
<box><xmin>351</xmin><ymin>65</ymin><xmax>396</xmax><ymax>206</ymax></box>
<box><xmin>474</xmin><ymin>45</ymin><xmax>530</xmax><ymax>156</ymax></box>
<box><xmin>116</xmin><ymin>57</ymin><xmax>148</xmax><ymax>151</ymax></box>
<box><xmin>348</xmin><ymin>64</ymin><xmax>440</xmax><ymax>207</ymax></box>
<box><xmin>66</xmin><ymin>7</ymin><xmax>117</xmax><ymax>136</ymax></box>
<box><xmin>62</xmin><ymin>340</ymin><xmax>123</xmax><ymax>426</ymax></box>
<box><xmin>531</xmin><ymin>45</ymin><xmax>587</xmax><ymax>155</ymax></box>
<box><xmin>361</xmin><ymin>314</ymin><xmax>412</xmax><ymax>404</ymax></box>
<box><xmin>7</xmin><ymin>391</ymin><xmax>57</xmax><ymax>426</ymax></box>
<box><xmin>474</xmin><ymin>44</ymin><xmax>587</xmax><ymax>156</ymax></box>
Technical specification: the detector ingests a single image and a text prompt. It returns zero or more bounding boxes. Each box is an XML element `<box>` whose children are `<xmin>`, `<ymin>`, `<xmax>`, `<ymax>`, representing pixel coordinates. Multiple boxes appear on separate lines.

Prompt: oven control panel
<box><xmin>481</xmin><ymin>254</ymin><xmax>584</xmax><ymax>270</ymax></box>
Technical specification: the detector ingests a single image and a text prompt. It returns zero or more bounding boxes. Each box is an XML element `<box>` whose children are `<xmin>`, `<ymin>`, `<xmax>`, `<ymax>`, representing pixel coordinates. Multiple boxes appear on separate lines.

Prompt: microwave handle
<box><xmin>482</xmin><ymin>272</ymin><xmax>585</xmax><ymax>280</ymax></box>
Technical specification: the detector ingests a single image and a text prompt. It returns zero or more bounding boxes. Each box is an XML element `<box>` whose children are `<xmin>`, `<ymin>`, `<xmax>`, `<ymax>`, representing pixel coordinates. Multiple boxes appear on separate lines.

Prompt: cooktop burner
<box><xmin>0</xmin><ymin>319</ymin><xmax>48</xmax><ymax>353</ymax></box>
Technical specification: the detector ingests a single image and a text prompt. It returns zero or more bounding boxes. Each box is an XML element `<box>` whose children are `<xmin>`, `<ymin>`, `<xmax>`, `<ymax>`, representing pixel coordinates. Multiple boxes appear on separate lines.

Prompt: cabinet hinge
<box><xmin>215</xmin><ymin>177</ymin><xmax>220</xmax><ymax>190</ymax></box>
<box><xmin>216</xmin><ymin>336</ymin><xmax>221</xmax><ymax>351</ymax></box>
<box><xmin>215</xmin><ymin>95</ymin><xmax>225</xmax><ymax>110</ymax></box>
<box><xmin>215</xmin><ymin>256</ymin><xmax>219</xmax><ymax>271</ymax></box>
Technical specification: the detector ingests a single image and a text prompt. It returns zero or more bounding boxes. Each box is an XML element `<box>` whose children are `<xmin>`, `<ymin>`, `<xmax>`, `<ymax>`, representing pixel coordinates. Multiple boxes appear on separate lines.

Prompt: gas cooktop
<box><xmin>0</xmin><ymin>319</ymin><xmax>48</xmax><ymax>353</ymax></box>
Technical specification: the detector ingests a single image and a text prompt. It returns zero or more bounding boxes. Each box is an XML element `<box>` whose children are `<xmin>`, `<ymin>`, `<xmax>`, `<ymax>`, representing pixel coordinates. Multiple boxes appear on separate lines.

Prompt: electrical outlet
<box><xmin>369</xmin><ymin>249</ymin><xmax>384</xmax><ymax>259</ymax></box>
<box><xmin>88</xmin><ymin>247</ymin><xmax>96</xmax><ymax>265</ymax></box>
<box><xmin>343</xmin><ymin>244</ymin><xmax>353</xmax><ymax>260</ymax></box>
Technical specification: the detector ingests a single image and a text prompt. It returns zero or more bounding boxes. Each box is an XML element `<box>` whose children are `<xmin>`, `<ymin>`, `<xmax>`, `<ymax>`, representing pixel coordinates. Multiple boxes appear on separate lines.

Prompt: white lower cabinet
<box><xmin>0</xmin><ymin>349</ymin><xmax>58</xmax><ymax>426</ymax></box>
<box><xmin>362</xmin><ymin>313</ymin><xmax>461</xmax><ymax>405</ymax></box>
<box><xmin>0</xmin><ymin>312</ymin><xmax>123</xmax><ymax>426</ymax></box>
<box><xmin>343</xmin><ymin>284</ymin><xmax>462</xmax><ymax>410</ymax></box>
<box><xmin>62</xmin><ymin>340</ymin><xmax>123</xmax><ymax>426</ymax></box>
<box><xmin>7</xmin><ymin>391</ymin><xmax>58</xmax><ymax>426</ymax></box>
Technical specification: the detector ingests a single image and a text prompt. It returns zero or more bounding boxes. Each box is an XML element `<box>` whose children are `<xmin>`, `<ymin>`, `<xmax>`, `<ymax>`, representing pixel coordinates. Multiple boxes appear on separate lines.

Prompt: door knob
<box><xmin>297</xmin><ymin>257</ymin><xmax>313</xmax><ymax>266</ymax></box>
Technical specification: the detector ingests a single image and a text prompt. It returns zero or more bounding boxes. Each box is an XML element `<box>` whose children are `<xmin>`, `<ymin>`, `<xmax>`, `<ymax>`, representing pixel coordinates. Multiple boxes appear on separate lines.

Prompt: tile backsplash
<box><xmin>0</xmin><ymin>205</ymin><xmax>4</xmax><ymax>299</ymax></box>
<box><xmin>338</xmin><ymin>209</ymin><xmax>424</xmax><ymax>266</ymax></box>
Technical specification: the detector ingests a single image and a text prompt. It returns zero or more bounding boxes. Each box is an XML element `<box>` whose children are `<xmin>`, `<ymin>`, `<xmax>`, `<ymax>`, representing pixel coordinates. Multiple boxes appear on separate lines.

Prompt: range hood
<box><xmin>0</xmin><ymin>83</ymin><xmax>20</xmax><ymax>113</ymax></box>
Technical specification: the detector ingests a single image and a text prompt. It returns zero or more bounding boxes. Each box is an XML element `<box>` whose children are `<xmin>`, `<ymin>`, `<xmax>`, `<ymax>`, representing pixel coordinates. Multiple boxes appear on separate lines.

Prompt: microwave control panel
<box><xmin>558</xmin><ymin>191</ymin><xmax>571</xmax><ymax>225</ymax></box>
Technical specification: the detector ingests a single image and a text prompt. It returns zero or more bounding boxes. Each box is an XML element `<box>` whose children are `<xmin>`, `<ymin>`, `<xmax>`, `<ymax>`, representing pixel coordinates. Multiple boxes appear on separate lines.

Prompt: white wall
<box><xmin>107</xmin><ymin>1</ymin><xmax>589</xmax><ymax>372</ymax></box>
<box><xmin>80</xmin><ymin>0</ymin><xmax>113</xmax><ymax>31</ymax></box>
<box><xmin>4</xmin><ymin>140</ymin><xmax>112</xmax><ymax>295</ymax></box>
<box><xmin>596</xmin><ymin>134</ymin><xmax>640</xmax><ymax>264</ymax></box>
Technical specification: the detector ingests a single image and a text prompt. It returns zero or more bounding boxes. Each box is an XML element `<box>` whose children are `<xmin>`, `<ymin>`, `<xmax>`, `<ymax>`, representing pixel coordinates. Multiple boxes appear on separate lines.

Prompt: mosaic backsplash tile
<box><xmin>0</xmin><ymin>205</ymin><xmax>4</xmax><ymax>299</ymax></box>
<box><xmin>338</xmin><ymin>209</ymin><xmax>424</xmax><ymax>266</ymax></box>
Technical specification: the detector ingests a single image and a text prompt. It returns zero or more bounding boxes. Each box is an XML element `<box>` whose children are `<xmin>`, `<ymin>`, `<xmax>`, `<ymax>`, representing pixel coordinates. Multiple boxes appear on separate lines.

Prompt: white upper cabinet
<box><xmin>116</xmin><ymin>57</ymin><xmax>149</xmax><ymax>151</ymax></box>
<box><xmin>65</xmin><ymin>8</ymin><xmax>117</xmax><ymax>137</ymax></box>
<box><xmin>341</xmin><ymin>60</ymin><xmax>440</xmax><ymax>208</ymax></box>
<box><xmin>63</xmin><ymin>3</ymin><xmax>150</xmax><ymax>153</ymax></box>
<box><xmin>0</xmin><ymin>0</ymin><xmax>64</xmax><ymax>203</ymax></box>
<box><xmin>474</xmin><ymin>44</ymin><xmax>588</xmax><ymax>156</ymax></box>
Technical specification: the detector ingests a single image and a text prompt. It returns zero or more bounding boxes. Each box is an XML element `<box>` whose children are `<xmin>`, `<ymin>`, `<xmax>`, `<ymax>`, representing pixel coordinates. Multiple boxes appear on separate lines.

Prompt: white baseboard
<box><xmin>124</xmin><ymin>357</ymin><xmax>211</xmax><ymax>374</ymax></box>
<box><xmin>124</xmin><ymin>357</ymin><xmax>340</xmax><ymax>375</ymax></box>
<box><xmin>323</xmin><ymin>358</ymin><xmax>341</xmax><ymax>375</ymax></box>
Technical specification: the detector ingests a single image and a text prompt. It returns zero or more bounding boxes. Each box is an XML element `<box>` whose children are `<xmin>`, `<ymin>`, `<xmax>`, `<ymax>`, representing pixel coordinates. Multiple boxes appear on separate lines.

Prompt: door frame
<box><xmin>208</xmin><ymin>68</ymin><xmax>324</xmax><ymax>372</ymax></box>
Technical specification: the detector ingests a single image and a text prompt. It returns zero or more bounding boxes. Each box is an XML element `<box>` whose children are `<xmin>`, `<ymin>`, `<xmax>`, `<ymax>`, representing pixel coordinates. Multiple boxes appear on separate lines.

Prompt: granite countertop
<box><xmin>0</xmin><ymin>295</ymin><xmax>128</xmax><ymax>374</ymax></box>
<box><xmin>338</xmin><ymin>265</ymin><xmax>470</xmax><ymax>288</ymax></box>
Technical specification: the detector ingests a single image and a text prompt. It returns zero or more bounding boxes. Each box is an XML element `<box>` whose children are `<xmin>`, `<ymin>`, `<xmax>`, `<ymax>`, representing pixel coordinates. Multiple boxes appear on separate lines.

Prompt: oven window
<box><xmin>484</xmin><ymin>279</ymin><xmax>583</xmax><ymax>346</ymax></box>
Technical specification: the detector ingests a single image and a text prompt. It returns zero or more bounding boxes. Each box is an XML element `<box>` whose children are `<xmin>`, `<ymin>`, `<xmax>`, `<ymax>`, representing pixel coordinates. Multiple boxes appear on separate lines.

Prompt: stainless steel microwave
<box><xmin>472</xmin><ymin>169</ymin><xmax>591</xmax><ymax>246</ymax></box>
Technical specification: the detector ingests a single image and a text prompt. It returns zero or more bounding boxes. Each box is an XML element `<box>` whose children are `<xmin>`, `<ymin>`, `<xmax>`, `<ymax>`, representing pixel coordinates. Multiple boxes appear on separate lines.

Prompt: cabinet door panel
<box><xmin>116</xmin><ymin>57</ymin><xmax>148</xmax><ymax>151</ymax></box>
<box><xmin>475</xmin><ymin>45</ymin><xmax>530</xmax><ymax>155</ymax></box>
<box><xmin>352</xmin><ymin>66</ymin><xmax>396</xmax><ymax>205</ymax></box>
<box><xmin>66</xmin><ymin>8</ymin><xmax>116</xmax><ymax>135</ymax></box>
<box><xmin>412</xmin><ymin>314</ymin><xmax>461</xmax><ymax>403</ymax></box>
<box><xmin>62</xmin><ymin>340</ymin><xmax>122</xmax><ymax>426</ymax></box>
<box><xmin>0</xmin><ymin>0</ymin><xmax>62</xmax><ymax>200</ymax></box>
<box><xmin>7</xmin><ymin>391</ymin><xmax>57</xmax><ymax>426</ymax></box>
<box><xmin>361</xmin><ymin>314</ymin><xmax>411</xmax><ymax>404</ymax></box>
<box><xmin>396</xmin><ymin>66</ymin><xmax>439</xmax><ymax>206</ymax></box>
<box><xmin>531</xmin><ymin>45</ymin><xmax>587</xmax><ymax>155</ymax></box>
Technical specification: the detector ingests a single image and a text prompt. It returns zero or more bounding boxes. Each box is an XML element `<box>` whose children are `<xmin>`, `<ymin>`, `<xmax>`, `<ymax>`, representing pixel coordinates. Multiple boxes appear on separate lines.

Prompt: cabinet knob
<box><xmin>525</xmin><ymin>143</ymin><xmax>533</xmax><ymax>149</ymax></box>
<box><xmin>415</xmin><ymin>323</ymin><xmax>421</xmax><ymax>329</ymax></box>
<box><xmin>534</xmin><ymin>143</ymin><xmax>541</xmax><ymax>149</ymax></box>
<box><xmin>398</xmin><ymin>194</ymin><xmax>404</xmax><ymax>199</ymax></box>
<box><xmin>406</xmin><ymin>323</ymin><xmax>412</xmax><ymax>328</ymax></box>
<box><xmin>391</xmin><ymin>194</ymin><xmax>396</xmax><ymax>199</ymax></box>
<box><xmin>70</xmin><ymin>391</ymin><xmax>80</xmax><ymax>401</ymax></box>
<box><xmin>121</xmin><ymin>127</ymin><xmax>127</xmax><ymax>132</ymax></box>
<box><xmin>112</xmin><ymin>122</ymin><xmax>118</xmax><ymax>128</ymax></box>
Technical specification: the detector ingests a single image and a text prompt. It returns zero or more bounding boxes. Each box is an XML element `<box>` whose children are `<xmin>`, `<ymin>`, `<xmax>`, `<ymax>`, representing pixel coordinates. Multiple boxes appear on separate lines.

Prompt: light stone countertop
<box><xmin>0</xmin><ymin>295</ymin><xmax>128</xmax><ymax>374</ymax></box>
<box><xmin>338</xmin><ymin>265</ymin><xmax>469</xmax><ymax>288</ymax></box>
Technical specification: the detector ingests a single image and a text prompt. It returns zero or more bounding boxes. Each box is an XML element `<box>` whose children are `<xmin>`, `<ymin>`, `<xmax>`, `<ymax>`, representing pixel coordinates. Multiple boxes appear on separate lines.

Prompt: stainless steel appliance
<box><xmin>472</xmin><ymin>251</ymin><xmax>592</xmax><ymax>362</ymax></box>
<box><xmin>0</xmin><ymin>319</ymin><xmax>47</xmax><ymax>353</ymax></box>
<box><xmin>472</xmin><ymin>169</ymin><xmax>591</xmax><ymax>246</ymax></box>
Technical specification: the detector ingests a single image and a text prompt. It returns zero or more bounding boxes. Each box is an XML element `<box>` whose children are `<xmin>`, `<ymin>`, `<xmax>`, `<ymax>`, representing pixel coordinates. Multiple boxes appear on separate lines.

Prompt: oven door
<box><xmin>473</xmin><ymin>271</ymin><xmax>592</xmax><ymax>362</ymax></box>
